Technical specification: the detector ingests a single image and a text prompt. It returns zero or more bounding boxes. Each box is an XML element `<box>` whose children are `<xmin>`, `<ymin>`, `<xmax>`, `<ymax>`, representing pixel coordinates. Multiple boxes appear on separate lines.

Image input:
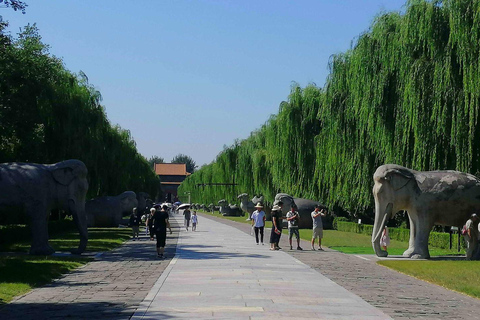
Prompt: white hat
<box><xmin>272</xmin><ymin>205</ymin><xmax>281</xmax><ymax>211</ymax></box>
<box><xmin>254</xmin><ymin>202</ymin><xmax>263</xmax><ymax>208</ymax></box>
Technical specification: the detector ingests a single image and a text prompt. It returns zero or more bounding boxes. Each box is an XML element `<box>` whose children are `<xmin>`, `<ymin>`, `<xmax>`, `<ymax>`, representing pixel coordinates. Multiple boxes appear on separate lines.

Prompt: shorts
<box><xmin>156</xmin><ymin>230</ymin><xmax>167</xmax><ymax>248</ymax></box>
<box><xmin>288</xmin><ymin>227</ymin><xmax>299</xmax><ymax>239</ymax></box>
<box><xmin>312</xmin><ymin>227</ymin><xmax>323</xmax><ymax>239</ymax></box>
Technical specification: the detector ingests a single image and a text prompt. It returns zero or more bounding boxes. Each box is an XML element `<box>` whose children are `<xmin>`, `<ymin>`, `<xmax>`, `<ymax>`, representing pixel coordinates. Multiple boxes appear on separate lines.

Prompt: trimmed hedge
<box><xmin>335</xmin><ymin>221</ymin><xmax>466</xmax><ymax>250</ymax></box>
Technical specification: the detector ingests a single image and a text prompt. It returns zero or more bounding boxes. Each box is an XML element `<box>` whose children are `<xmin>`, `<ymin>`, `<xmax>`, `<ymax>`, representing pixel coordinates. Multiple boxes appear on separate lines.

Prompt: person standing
<box><xmin>153</xmin><ymin>204</ymin><xmax>172</xmax><ymax>259</ymax></box>
<box><xmin>286</xmin><ymin>204</ymin><xmax>302</xmax><ymax>250</ymax></box>
<box><xmin>464</xmin><ymin>213</ymin><xmax>479</xmax><ymax>260</ymax></box>
<box><xmin>183</xmin><ymin>206</ymin><xmax>192</xmax><ymax>231</ymax></box>
<box><xmin>147</xmin><ymin>207</ymin><xmax>157</xmax><ymax>240</ymax></box>
<box><xmin>311</xmin><ymin>205</ymin><xmax>326</xmax><ymax>251</ymax></box>
<box><xmin>270</xmin><ymin>201</ymin><xmax>284</xmax><ymax>250</ymax></box>
<box><xmin>251</xmin><ymin>203</ymin><xmax>266</xmax><ymax>245</ymax></box>
<box><xmin>191</xmin><ymin>211</ymin><xmax>198</xmax><ymax>231</ymax></box>
<box><xmin>380</xmin><ymin>226</ymin><xmax>390</xmax><ymax>251</ymax></box>
<box><xmin>129</xmin><ymin>208</ymin><xmax>140</xmax><ymax>240</ymax></box>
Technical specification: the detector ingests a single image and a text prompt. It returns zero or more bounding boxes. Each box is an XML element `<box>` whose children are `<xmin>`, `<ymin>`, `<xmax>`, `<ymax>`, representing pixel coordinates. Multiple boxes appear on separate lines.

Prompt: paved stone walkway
<box><xmin>0</xmin><ymin>218</ymin><xmax>180</xmax><ymax>320</ymax></box>
<box><xmin>201</xmin><ymin>213</ymin><xmax>480</xmax><ymax>319</ymax></box>
<box><xmin>133</xmin><ymin>213</ymin><xmax>391</xmax><ymax>319</ymax></box>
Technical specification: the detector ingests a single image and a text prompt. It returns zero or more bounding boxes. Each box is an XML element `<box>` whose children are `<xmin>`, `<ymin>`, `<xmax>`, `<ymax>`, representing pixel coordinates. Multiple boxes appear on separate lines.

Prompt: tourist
<box><xmin>286</xmin><ymin>204</ymin><xmax>302</xmax><ymax>250</ymax></box>
<box><xmin>463</xmin><ymin>213</ymin><xmax>479</xmax><ymax>260</ymax></box>
<box><xmin>191</xmin><ymin>211</ymin><xmax>198</xmax><ymax>231</ymax></box>
<box><xmin>129</xmin><ymin>207</ymin><xmax>140</xmax><ymax>240</ymax></box>
<box><xmin>311</xmin><ymin>205</ymin><xmax>326</xmax><ymax>251</ymax></box>
<box><xmin>380</xmin><ymin>226</ymin><xmax>390</xmax><ymax>251</ymax></box>
<box><xmin>147</xmin><ymin>207</ymin><xmax>156</xmax><ymax>240</ymax></box>
<box><xmin>153</xmin><ymin>204</ymin><xmax>172</xmax><ymax>259</ymax></box>
<box><xmin>270</xmin><ymin>201</ymin><xmax>284</xmax><ymax>250</ymax></box>
<box><xmin>251</xmin><ymin>202</ymin><xmax>266</xmax><ymax>245</ymax></box>
<box><xmin>183</xmin><ymin>206</ymin><xmax>192</xmax><ymax>231</ymax></box>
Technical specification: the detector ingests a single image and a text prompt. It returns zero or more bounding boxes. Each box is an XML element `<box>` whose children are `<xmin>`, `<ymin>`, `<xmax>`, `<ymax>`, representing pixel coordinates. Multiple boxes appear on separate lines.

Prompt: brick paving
<box><xmin>201</xmin><ymin>213</ymin><xmax>480</xmax><ymax>320</ymax></box>
<box><xmin>0</xmin><ymin>217</ymin><xmax>180</xmax><ymax>320</ymax></box>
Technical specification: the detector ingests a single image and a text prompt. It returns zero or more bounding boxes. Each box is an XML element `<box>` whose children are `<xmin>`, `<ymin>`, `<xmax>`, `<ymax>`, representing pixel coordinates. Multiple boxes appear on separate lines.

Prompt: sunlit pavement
<box><xmin>132</xmin><ymin>213</ymin><xmax>391</xmax><ymax>319</ymax></box>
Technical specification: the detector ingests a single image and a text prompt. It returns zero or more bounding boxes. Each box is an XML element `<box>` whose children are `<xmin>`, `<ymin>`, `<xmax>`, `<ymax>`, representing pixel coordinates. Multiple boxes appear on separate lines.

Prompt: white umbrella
<box><xmin>178</xmin><ymin>203</ymin><xmax>191</xmax><ymax>210</ymax></box>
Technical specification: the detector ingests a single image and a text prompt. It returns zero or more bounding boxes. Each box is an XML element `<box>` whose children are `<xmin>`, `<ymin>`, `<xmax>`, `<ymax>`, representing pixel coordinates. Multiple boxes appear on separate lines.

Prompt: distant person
<box><xmin>270</xmin><ymin>201</ymin><xmax>284</xmax><ymax>251</ymax></box>
<box><xmin>191</xmin><ymin>211</ymin><xmax>198</xmax><ymax>231</ymax></box>
<box><xmin>286</xmin><ymin>204</ymin><xmax>302</xmax><ymax>250</ymax></box>
<box><xmin>153</xmin><ymin>204</ymin><xmax>172</xmax><ymax>259</ymax></box>
<box><xmin>311</xmin><ymin>205</ymin><xmax>326</xmax><ymax>251</ymax></box>
<box><xmin>129</xmin><ymin>207</ymin><xmax>140</xmax><ymax>240</ymax></box>
<box><xmin>380</xmin><ymin>226</ymin><xmax>390</xmax><ymax>251</ymax></box>
<box><xmin>251</xmin><ymin>203</ymin><xmax>266</xmax><ymax>245</ymax></box>
<box><xmin>183</xmin><ymin>206</ymin><xmax>192</xmax><ymax>231</ymax></box>
<box><xmin>463</xmin><ymin>213</ymin><xmax>479</xmax><ymax>260</ymax></box>
<box><xmin>147</xmin><ymin>207</ymin><xmax>157</xmax><ymax>240</ymax></box>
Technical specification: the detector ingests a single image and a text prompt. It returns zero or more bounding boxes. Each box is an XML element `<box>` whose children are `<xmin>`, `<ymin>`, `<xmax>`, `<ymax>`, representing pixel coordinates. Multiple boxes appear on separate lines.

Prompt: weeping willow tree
<box><xmin>180</xmin><ymin>0</ymin><xmax>480</xmax><ymax>220</ymax></box>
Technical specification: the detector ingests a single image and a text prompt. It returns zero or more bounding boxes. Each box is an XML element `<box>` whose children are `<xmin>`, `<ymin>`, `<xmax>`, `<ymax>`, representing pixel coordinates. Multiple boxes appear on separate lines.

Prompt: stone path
<box><xmin>201</xmin><ymin>213</ymin><xmax>480</xmax><ymax>319</ymax></box>
<box><xmin>133</xmin><ymin>213</ymin><xmax>391</xmax><ymax>319</ymax></box>
<box><xmin>0</xmin><ymin>218</ymin><xmax>180</xmax><ymax>320</ymax></box>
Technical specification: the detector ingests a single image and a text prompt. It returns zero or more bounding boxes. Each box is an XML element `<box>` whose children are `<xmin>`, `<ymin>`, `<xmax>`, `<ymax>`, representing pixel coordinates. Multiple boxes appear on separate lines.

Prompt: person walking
<box><xmin>251</xmin><ymin>203</ymin><xmax>266</xmax><ymax>245</ymax></box>
<box><xmin>129</xmin><ymin>208</ymin><xmax>140</xmax><ymax>240</ymax></box>
<box><xmin>286</xmin><ymin>204</ymin><xmax>302</xmax><ymax>250</ymax></box>
<box><xmin>380</xmin><ymin>226</ymin><xmax>390</xmax><ymax>251</ymax></box>
<box><xmin>270</xmin><ymin>201</ymin><xmax>284</xmax><ymax>250</ymax></box>
<box><xmin>147</xmin><ymin>207</ymin><xmax>156</xmax><ymax>240</ymax></box>
<box><xmin>183</xmin><ymin>206</ymin><xmax>192</xmax><ymax>231</ymax></box>
<box><xmin>191</xmin><ymin>211</ymin><xmax>198</xmax><ymax>231</ymax></box>
<box><xmin>153</xmin><ymin>204</ymin><xmax>172</xmax><ymax>259</ymax></box>
<box><xmin>311</xmin><ymin>205</ymin><xmax>326</xmax><ymax>251</ymax></box>
<box><xmin>463</xmin><ymin>213</ymin><xmax>479</xmax><ymax>260</ymax></box>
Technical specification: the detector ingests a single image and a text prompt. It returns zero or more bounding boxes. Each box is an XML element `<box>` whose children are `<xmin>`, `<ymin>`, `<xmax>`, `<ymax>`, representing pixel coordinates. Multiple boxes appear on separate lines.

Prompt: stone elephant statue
<box><xmin>0</xmin><ymin>159</ymin><xmax>89</xmax><ymax>255</ymax></box>
<box><xmin>237</xmin><ymin>193</ymin><xmax>255</xmax><ymax>219</ymax></box>
<box><xmin>218</xmin><ymin>200</ymin><xmax>242</xmax><ymax>216</ymax></box>
<box><xmin>274</xmin><ymin>193</ymin><xmax>322</xmax><ymax>229</ymax></box>
<box><xmin>86</xmin><ymin>191</ymin><xmax>138</xmax><ymax>227</ymax></box>
<box><xmin>372</xmin><ymin>164</ymin><xmax>480</xmax><ymax>259</ymax></box>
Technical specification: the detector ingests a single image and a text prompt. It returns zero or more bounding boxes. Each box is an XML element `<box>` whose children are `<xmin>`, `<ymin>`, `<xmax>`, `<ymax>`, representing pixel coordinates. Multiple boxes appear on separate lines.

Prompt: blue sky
<box><xmin>1</xmin><ymin>0</ymin><xmax>406</xmax><ymax>166</ymax></box>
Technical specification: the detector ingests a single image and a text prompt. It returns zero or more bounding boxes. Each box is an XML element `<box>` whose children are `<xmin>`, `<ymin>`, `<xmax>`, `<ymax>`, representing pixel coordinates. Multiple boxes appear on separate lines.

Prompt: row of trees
<box><xmin>179</xmin><ymin>0</ymin><xmax>480</xmax><ymax>222</ymax></box>
<box><xmin>0</xmin><ymin>22</ymin><xmax>159</xmax><ymax>198</ymax></box>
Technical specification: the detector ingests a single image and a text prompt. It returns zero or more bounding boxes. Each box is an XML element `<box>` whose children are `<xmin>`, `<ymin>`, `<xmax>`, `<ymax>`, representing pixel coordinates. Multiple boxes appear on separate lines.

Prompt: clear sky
<box><xmin>1</xmin><ymin>0</ymin><xmax>406</xmax><ymax>167</ymax></box>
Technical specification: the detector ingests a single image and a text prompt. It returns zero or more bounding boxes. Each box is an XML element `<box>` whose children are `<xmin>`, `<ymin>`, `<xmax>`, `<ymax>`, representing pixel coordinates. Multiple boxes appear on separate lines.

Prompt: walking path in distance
<box><xmin>133</xmin><ymin>213</ymin><xmax>391</xmax><ymax>319</ymax></box>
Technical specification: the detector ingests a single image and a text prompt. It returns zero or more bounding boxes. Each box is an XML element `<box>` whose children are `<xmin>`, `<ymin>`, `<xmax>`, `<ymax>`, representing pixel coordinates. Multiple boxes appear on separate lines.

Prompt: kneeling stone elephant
<box><xmin>0</xmin><ymin>159</ymin><xmax>89</xmax><ymax>255</ymax></box>
<box><xmin>86</xmin><ymin>191</ymin><xmax>138</xmax><ymax>227</ymax></box>
<box><xmin>372</xmin><ymin>164</ymin><xmax>480</xmax><ymax>259</ymax></box>
<box><xmin>274</xmin><ymin>193</ymin><xmax>322</xmax><ymax>229</ymax></box>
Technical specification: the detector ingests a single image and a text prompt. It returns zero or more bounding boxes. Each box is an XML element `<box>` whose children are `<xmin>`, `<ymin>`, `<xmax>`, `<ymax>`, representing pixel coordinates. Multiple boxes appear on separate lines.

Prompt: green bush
<box><xmin>336</xmin><ymin>221</ymin><xmax>466</xmax><ymax>250</ymax></box>
<box><xmin>333</xmin><ymin>217</ymin><xmax>348</xmax><ymax>230</ymax></box>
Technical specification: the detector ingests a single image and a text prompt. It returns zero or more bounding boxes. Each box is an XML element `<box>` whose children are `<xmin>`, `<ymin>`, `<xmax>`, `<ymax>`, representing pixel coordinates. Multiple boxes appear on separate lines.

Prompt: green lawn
<box><xmin>0</xmin><ymin>224</ymin><xmax>134</xmax><ymax>304</ymax></box>
<box><xmin>378</xmin><ymin>260</ymin><xmax>480</xmax><ymax>299</ymax></box>
<box><xmin>0</xmin><ymin>256</ymin><xmax>89</xmax><ymax>304</ymax></box>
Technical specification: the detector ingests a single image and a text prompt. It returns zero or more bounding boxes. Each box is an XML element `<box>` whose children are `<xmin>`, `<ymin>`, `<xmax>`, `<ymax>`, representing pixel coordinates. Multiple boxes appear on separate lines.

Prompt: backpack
<box><xmin>461</xmin><ymin>224</ymin><xmax>468</xmax><ymax>235</ymax></box>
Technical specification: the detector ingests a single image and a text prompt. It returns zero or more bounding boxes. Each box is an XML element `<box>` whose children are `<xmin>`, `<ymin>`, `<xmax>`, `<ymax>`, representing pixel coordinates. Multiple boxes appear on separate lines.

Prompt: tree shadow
<box><xmin>175</xmin><ymin>247</ymin><xmax>269</xmax><ymax>260</ymax></box>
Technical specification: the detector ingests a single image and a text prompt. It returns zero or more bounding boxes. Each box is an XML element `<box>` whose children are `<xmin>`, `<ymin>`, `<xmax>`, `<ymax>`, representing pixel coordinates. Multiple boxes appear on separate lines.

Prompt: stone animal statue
<box><xmin>372</xmin><ymin>164</ymin><xmax>480</xmax><ymax>259</ymax></box>
<box><xmin>238</xmin><ymin>193</ymin><xmax>255</xmax><ymax>219</ymax></box>
<box><xmin>0</xmin><ymin>160</ymin><xmax>89</xmax><ymax>255</ymax></box>
<box><xmin>86</xmin><ymin>191</ymin><xmax>138</xmax><ymax>227</ymax></box>
<box><xmin>136</xmin><ymin>192</ymin><xmax>150</xmax><ymax>217</ymax></box>
<box><xmin>274</xmin><ymin>193</ymin><xmax>322</xmax><ymax>229</ymax></box>
<box><xmin>218</xmin><ymin>199</ymin><xmax>242</xmax><ymax>216</ymax></box>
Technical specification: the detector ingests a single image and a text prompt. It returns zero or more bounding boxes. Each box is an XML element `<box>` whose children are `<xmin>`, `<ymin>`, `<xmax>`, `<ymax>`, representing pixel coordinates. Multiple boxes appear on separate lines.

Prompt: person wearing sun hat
<box><xmin>251</xmin><ymin>202</ymin><xmax>266</xmax><ymax>245</ymax></box>
<box><xmin>269</xmin><ymin>201</ymin><xmax>284</xmax><ymax>250</ymax></box>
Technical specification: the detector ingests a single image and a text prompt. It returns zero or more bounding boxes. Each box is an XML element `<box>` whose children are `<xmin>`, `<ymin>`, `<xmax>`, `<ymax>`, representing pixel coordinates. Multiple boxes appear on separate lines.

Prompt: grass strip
<box><xmin>377</xmin><ymin>260</ymin><xmax>480</xmax><ymax>299</ymax></box>
<box><xmin>0</xmin><ymin>256</ymin><xmax>90</xmax><ymax>305</ymax></box>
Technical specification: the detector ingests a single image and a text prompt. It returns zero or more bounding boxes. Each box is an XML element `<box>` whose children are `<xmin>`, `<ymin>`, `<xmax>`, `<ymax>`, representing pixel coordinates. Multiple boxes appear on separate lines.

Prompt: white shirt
<box><xmin>251</xmin><ymin>210</ymin><xmax>265</xmax><ymax>227</ymax></box>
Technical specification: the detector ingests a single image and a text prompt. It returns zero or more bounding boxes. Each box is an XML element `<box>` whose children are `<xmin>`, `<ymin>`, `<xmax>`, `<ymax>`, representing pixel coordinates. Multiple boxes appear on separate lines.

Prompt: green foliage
<box><xmin>0</xmin><ymin>23</ymin><xmax>159</xmax><ymax>198</ymax></box>
<box><xmin>148</xmin><ymin>155</ymin><xmax>165</xmax><ymax>169</ymax></box>
<box><xmin>333</xmin><ymin>217</ymin><xmax>348</xmax><ymax>230</ymax></box>
<box><xmin>171</xmin><ymin>154</ymin><xmax>197</xmax><ymax>173</ymax></box>
<box><xmin>180</xmin><ymin>0</ymin><xmax>480</xmax><ymax>221</ymax></box>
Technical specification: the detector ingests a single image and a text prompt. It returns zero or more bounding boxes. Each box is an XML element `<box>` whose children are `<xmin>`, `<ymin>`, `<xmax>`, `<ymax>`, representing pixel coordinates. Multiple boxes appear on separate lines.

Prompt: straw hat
<box><xmin>254</xmin><ymin>202</ymin><xmax>263</xmax><ymax>208</ymax></box>
<box><xmin>272</xmin><ymin>205</ymin><xmax>281</xmax><ymax>211</ymax></box>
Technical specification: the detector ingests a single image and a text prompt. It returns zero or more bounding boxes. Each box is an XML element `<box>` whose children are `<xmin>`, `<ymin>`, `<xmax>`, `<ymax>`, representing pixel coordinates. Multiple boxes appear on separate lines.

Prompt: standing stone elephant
<box><xmin>238</xmin><ymin>193</ymin><xmax>255</xmax><ymax>220</ymax></box>
<box><xmin>0</xmin><ymin>160</ymin><xmax>89</xmax><ymax>255</ymax></box>
<box><xmin>86</xmin><ymin>191</ymin><xmax>138</xmax><ymax>227</ymax></box>
<box><xmin>372</xmin><ymin>164</ymin><xmax>480</xmax><ymax>259</ymax></box>
<box><xmin>136</xmin><ymin>192</ymin><xmax>150</xmax><ymax>217</ymax></box>
<box><xmin>274</xmin><ymin>193</ymin><xmax>322</xmax><ymax>229</ymax></box>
